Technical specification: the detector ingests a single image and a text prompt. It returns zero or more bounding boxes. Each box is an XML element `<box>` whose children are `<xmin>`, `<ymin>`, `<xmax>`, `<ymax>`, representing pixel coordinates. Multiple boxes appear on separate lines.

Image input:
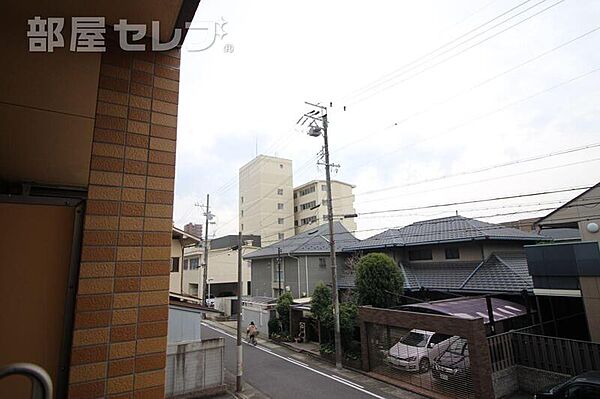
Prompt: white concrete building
<box><xmin>239</xmin><ymin>155</ymin><xmax>295</xmax><ymax>244</ymax></box>
<box><xmin>293</xmin><ymin>180</ymin><xmax>356</xmax><ymax>234</ymax></box>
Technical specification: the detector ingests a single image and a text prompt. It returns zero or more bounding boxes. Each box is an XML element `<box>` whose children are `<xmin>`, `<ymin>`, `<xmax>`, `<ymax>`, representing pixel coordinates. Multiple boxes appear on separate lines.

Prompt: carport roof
<box><xmin>400</xmin><ymin>297</ymin><xmax>527</xmax><ymax>323</ymax></box>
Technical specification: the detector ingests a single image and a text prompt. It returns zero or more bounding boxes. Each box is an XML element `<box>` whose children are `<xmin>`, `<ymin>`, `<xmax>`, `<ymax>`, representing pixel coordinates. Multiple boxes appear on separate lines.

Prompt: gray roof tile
<box><xmin>344</xmin><ymin>215</ymin><xmax>542</xmax><ymax>251</ymax></box>
<box><xmin>401</xmin><ymin>261</ymin><xmax>481</xmax><ymax>291</ymax></box>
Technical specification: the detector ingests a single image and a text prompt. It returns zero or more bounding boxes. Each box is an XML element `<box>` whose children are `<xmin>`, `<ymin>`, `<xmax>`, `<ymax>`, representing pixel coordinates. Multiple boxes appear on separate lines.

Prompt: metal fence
<box><xmin>488</xmin><ymin>331</ymin><xmax>600</xmax><ymax>375</ymax></box>
<box><xmin>165</xmin><ymin>338</ymin><xmax>225</xmax><ymax>398</ymax></box>
<box><xmin>366</xmin><ymin>323</ymin><xmax>476</xmax><ymax>399</ymax></box>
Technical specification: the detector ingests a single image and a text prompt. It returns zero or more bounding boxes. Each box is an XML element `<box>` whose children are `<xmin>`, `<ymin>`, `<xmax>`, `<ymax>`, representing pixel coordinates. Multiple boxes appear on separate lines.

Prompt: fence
<box><xmin>165</xmin><ymin>338</ymin><xmax>226</xmax><ymax>398</ymax></box>
<box><xmin>489</xmin><ymin>330</ymin><xmax>600</xmax><ymax>375</ymax></box>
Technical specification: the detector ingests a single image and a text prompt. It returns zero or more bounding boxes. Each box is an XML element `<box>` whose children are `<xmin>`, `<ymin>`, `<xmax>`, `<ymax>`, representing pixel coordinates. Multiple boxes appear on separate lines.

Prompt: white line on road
<box><xmin>286</xmin><ymin>357</ymin><xmax>309</xmax><ymax>367</ymax></box>
<box><xmin>201</xmin><ymin>322</ymin><xmax>388</xmax><ymax>399</ymax></box>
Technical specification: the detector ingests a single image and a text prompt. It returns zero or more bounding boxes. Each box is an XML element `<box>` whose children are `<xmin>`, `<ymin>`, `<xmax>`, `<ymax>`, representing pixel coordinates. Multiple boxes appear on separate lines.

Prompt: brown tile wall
<box><xmin>69</xmin><ymin>42</ymin><xmax>180</xmax><ymax>399</ymax></box>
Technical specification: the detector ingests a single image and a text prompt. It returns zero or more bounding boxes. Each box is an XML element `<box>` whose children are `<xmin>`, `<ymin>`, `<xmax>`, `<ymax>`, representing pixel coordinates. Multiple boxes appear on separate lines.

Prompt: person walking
<box><xmin>246</xmin><ymin>321</ymin><xmax>258</xmax><ymax>345</ymax></box>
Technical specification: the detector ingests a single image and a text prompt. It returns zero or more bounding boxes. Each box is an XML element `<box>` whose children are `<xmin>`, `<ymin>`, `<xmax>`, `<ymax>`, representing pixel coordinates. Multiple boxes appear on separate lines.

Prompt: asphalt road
<box><xmin>201</xmin><ymin>322</ymin><xmax>392</xmax><ymax>399</ymax></box>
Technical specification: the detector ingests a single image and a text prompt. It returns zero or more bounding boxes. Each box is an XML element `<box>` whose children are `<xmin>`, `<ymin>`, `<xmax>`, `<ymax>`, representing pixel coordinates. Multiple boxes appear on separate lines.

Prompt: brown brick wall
<box><xmin>69</xmin><ymin>42</ymin><xmax>179</xmax><ymax>399</ymax></box>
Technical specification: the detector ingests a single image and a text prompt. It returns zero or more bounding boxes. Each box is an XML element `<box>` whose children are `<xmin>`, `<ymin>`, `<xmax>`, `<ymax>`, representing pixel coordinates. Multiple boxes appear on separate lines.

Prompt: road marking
<box><xmin>330</xmin><ymin>374</ymin><xmax>364</xmax><ymax>389</ymax></box>
<box><xmin>201</xmin><ymin>322</ymin><xmax>388</xmax><ymax>399</ymax></box>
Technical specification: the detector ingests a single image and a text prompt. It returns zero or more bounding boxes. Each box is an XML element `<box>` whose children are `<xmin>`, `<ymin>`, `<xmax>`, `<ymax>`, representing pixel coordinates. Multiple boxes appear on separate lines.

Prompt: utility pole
<box><xmin>277</xmin><ymin>247</ymin><xmax>282</xmax><ymax>296</ymax></box>
<box><xmin>202</xmin><ymin>194</ymin><xmax>210</xmax><ymax>306</ymax></box>
<box><xmin>236</xmin><ymin>231</ymin><xmax>243</xmax><ymax>392</ymax></box>
<box><xmin>297</xmin><ymin>101</ymin><xmax>343</xmax><ymax>369</ymax></box>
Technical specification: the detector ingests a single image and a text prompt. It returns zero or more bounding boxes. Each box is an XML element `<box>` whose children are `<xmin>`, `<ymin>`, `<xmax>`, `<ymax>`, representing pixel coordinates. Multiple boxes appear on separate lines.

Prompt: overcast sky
<box><xmin>173</xmin><ymin>0</ymin><xmax>600</xmax><ymax>240</ymax></box>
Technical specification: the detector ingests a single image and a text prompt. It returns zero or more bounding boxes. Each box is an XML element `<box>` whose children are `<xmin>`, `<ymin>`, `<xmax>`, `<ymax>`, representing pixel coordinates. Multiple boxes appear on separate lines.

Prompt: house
<box><xmin>343</xmin><ymin>215</ymin><xmax>543</xmax><ymax>296</ymax></box>
<box><xmin>0</xmin><ymin>1</ymin><xmax>200</xmax><ymax>397</ymax></box>
<box><xmin>525</xmin><ymin>183</ymin><xmax>600</xmax><ymax>341</ymax></box>
<box><xmin>185</xmin><ymin>234</ymin><xmax>260</xmax><ymax>299</ymax></box>
<box><xmin>170</xmin><ymin>227</ymin><xmax>202</xmax><ymax>295</ymax></box>
<box><xmin>245</xmin><ymin>222</ymin><xmax>360</xmax><ymax>298</ymax></box>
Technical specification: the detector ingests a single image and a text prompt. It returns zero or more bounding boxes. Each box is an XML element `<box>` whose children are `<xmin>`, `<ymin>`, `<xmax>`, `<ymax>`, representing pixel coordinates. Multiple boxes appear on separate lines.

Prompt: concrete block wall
<box><xmin>68</xmin><ymin>41</ymin><xmax>180</xmax><ymax>398</ymax></box>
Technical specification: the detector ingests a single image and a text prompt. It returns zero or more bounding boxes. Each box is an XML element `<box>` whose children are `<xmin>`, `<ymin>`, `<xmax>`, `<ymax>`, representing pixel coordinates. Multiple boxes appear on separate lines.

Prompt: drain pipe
<box><xmin>287</xmin><ymin>252</ymin><xmax>302</xmax><ymax>297</ymax></box>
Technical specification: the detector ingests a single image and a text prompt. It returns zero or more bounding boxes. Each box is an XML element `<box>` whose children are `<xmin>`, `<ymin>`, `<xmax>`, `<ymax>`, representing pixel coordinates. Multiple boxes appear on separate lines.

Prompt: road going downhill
<box><xmin>201</xmin><ymin>322</ymin><xmax>392</xmax><ymax>399</ymax></box>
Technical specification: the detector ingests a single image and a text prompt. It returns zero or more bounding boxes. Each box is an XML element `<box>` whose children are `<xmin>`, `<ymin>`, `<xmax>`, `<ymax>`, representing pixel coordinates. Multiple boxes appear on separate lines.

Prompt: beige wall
<box><xmin>401</xmin><ymin>241</ymin><xmax>527</xmax><ymax>263</ymax></box>
<box><xmin>169</xmin><ymin>238</ymin><xmax>184</xmax><ymax>293</ymax></box>
<box><xmin>294</xmin><ymin>180</ymin><xmax>356</xmax><ymax>234</ymax></box>
<box><xmin>239</xmin><ymin>155</ymin><xmax>295</xmax><ymax>244</ymax></box>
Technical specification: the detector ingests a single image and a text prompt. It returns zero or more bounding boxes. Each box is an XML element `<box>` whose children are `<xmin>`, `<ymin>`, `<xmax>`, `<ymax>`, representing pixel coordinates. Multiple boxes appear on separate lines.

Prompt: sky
<box><xmin>173</xmin><ymin>0</ymin><xmax>600</xmax><ymax>239</ymax></box>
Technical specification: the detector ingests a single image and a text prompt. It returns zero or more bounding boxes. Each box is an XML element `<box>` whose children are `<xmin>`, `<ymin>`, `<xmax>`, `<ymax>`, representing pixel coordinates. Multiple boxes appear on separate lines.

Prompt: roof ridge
<box><xmin>459</xmin><ymin>258</ymin><xmax>486</xmax><ymax>289</ymax></box>
<box><xmin>494</xmin><ymin>253</ymin><xmax>532</xmax><ymax>287</ymax></box>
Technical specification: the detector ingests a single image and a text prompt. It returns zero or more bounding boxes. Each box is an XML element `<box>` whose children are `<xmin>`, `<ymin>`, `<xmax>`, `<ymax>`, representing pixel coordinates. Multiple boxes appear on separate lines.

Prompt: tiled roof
<box><xmin>399</xmin><ymin>251</ymin><xmax>533</xmax><ymax>293</ymax></box>
<box><xmin>344</xmin><ymin>215</ymin><xmax>542</xmax><ymax>251</ymax></box>
<box><xmin>244</xmin><ymin>222</ymin><xmax>359</xmax><ymax>259</ymax></box>
<box><xmin>461</xmin><ymin>252</ymin><xmax>532</xmax><ymax>292</ymax></box>
<box><xmin>401</xmin><ymin>262</ymin><xmax>481</xmax><ymax>291</ymax></box>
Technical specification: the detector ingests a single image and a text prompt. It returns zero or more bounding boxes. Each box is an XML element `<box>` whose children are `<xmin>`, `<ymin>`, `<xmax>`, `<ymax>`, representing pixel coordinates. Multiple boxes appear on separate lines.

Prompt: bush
<box><xmin>355</xmin><ymin>253</ymin><xmax>404</xmax><ymax>308</ymax></box>
<box><xmin>268</xmin><ymin>318</ymin><xmax>281</xmax><ymax>337</ymax></box>
<box><xmin>276</xmin><ymin>292</ymin><xmax>294</xmax><ymax>333</ymax></box>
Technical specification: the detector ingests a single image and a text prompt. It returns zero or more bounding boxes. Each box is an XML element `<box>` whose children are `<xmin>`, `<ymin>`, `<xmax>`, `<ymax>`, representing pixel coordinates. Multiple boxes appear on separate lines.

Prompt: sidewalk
<box><xmin>205</xmin><ymin>319</ymin><xmax>427</xmax><ymax>399</ymax></box>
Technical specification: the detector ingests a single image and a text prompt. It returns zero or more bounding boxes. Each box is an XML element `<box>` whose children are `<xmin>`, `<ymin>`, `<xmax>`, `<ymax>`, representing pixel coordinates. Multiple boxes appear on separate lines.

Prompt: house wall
<box><xmin>70</xmin><ymin>42</ymin><xmax>181</xmax><ymax>398</ymax></box>
<box><xmin>239</xmin><ymin>155</ymin><xmax>295</xmax><ymax>243</ymax></box>
<box><xmin>170</xmin><ymin>238</ymin><xmax>184</xmax><ymax>293</ymax></box>
<box><xmin>250</xmin><ymin>254</ymin><xmax>347</xmax><ymax>298</ymax></box>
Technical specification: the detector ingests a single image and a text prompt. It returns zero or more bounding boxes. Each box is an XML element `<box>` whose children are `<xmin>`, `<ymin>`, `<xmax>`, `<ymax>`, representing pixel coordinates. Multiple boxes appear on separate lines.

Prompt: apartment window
<box><xmin>294</xmin><ymin>193</ymin><xmax>297</xmax><ymax>199</ymax></box>
<box><xmin>408</xmin><ymin>249</ymin><xmax>433</xmax><ymax>261</ymax></box>
<box><xmin>300</xmin><ymin>200</ymin><xmax>317</xmax><ymax>211</ymax></box>
<box><xmin>277</xmin><ymin>203</ymin><xmax>284</xmax><ymax>210</ymax></box>
<box><xmin>183</xmin><ymin>259</ymin><xmax>189</xmax><ymax>270</ymax></box>
<box><xmin>445</xmin><ymin>247</ymin><xmax>460</xmax><ymax>260</ymax></box>
<box><xmin>241</xmin><ymin>210</ymin><xmax>244</xmax><ymax>217</ymax></box>
<box><xmin>189</xmin><ymin>283</ymin><xmax>199</xmax><ymax>296</ymax></box>
<box><xmin>298</xmin><ymin>185</ymin><xmax>316</xmax><ymax>197</ymax></box>
<box><xmin>278</xmin><ymin>233</ymin><xmax>284</xmax><ymax>240</ymax></box>
<box><xmin>277</xmin><ymin>188</ymin><xmax>284</xmax><ymax>195</ymax></box>
<box><xmin>247</xmin><ymin>281</ymin><xmax>251</xmax><ymax>295</ymax></box>
<box><xmin>170</xmin><ymin>257</ymin><xmax>180</xmax><ymax>272</ymax></box>
<box><xmin>241</xmin><ymin>196</ymin><xmax>244</xmax><ymax>203</ymax></box>
<box><xmin>318</xmin><ymin>258</ymin><xmax>327</xmax><ymax>268</ymax></box>
<box><xmin>294</xmin><ymin>206</ymin><xmax>298</xmax><ymax>213</ymax></box>
<box><xmin>189</xmin><ymin>257</ymin><xmax>200</xmax><ymax>270</ymax></box>
<box><xmin>241</xmin><ymin>223</ymin><xmax>244</xmax><ymax>230</ymax></box>
<box><xmin>294</xmin><ymin>220</ymin><xmax>298</xmax><ymax>227</ymax></box>
<box><xmin>321</xmin><ymin>184</ymin><xmax>327</xmax><ymax>191</ymax></box>
<box><xmin>279</xmin><ymin>164</ymin><xmax>284</xmax><ymax>169</ymax></box>
<box><xmin>277</xmin><ymin>218</ymin><xmax>284</xmax><ymax>225</ymax></box>
<box><xmin>301</xmin><ymin>216</ymin><xmax>317</xmax><ymax>225</ymax></box>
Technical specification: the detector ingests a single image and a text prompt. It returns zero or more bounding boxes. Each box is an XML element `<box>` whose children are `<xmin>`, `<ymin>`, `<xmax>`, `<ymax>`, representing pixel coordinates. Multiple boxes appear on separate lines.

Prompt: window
<box><xmin>294</xmin><ymin>206</ymin><xmax>298</xmax><ymax>213</ymax></box>
<box><xmin>241</xmin><ymin>223</ymin><xmax>244</xmax><ymax>230</ymax></box>
<box><xmin>189</xmin><ymin>257</ymin><xmax>200</xmax><ymax>270</ymax></box>
<box><xmin>277</xmin><ymin>203</ymin><xmax>284</xmax><ymax>210</ymax></box>
<box><xmin>189</xmin><ymin>283</ymin><xmax>199</xmax><ymax>296</ymax></box>
<box><xmin>301</xmin><ymin>216</ymin><xmax>317</xmax><ymax>225</ymax></box>
<box><xmin>319</xmin><ymin>258</ymin><xmax>327</xmax><ymax>268</ymax></box>
<box><xmin>321</xmin><ymin>184</ymin><xmax>327</xmax><ymax>191</ymax></box>
<box><xmin>277</xmin><ymin>218</ymin><xmax>284</xmax><ymax>225</ymax></box>
<box><xmin>241</xmin><ymin>196</ymin><xmax>244</xmax><ymax>203</ymax></box>
<box><xmin>183</xmin><ymin>259</ymin><xmax>189</xmax><ymax>270</ymax></box>
<box><xmin>294</xmin><ymin>192</ymin><xmax>297</xmax><ymax>199</ymax></box>
<box><xmin>170</xmin><ymin>257</ymin><xmax>180</xmax><ymax>272</ymax></box>
<box><xmin>277</xmin><ymin>188</ymin><xmax>284</xmax><ymax>195</ymax></box>
<box><xmin>408</xmin><ymin>249</ymin><xmax>433</xmax><ymax>261</ymax></box>
<box><xmin>279</xmin><ymin>164</ymin><xmax>283</xmax><ymax>169</ymax></box>
<box><xmin>241</xmin><ymin>210</ymin><xmax>244</xmax><ymax>217</ymax></box>
<box><xmin>322</xmin><ymin>199</ymin><xmax>327</xmax><ymax>206</ymax></box>
<box><xmin>278</xmin><ymin>233</ymin><xmax>284</xmax><ymax>240</ymax></box>
<box><xmin>294</xmin><ymin>220</ymin><xmax>298</xmax><ymax>226</ymax></box>
<box><xmin>273</xmin><ymin>262</ymin><xmax>284</xmax><ymax>282</ymax></box>
<box><xmin>300</xmin><ymin>200</ymin><xmax>316</xmax><ymax>211</ymax></box>
<box><xmin>298</xmin><ymin>185</ymin><xmax>316</xmax><ymax>197</ymax></box>
<box><xmin>445</xmin><ymin>247</ymin><xmax>460</xmax><ymax>259</ymax></box>
<box><xmin>247</xmin><ymin>281</ymin><xmax>251</xmax><ymax>295</ymax></box>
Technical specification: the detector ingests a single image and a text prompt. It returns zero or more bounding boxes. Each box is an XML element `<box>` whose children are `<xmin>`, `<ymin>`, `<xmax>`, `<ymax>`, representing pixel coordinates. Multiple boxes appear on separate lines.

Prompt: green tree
<box><xmin>339</xmin><ymin>301</ymin><xmax>358</xmax><ymax>351</ymax></box>
<box><xmin>276</xmin><ymin>292</ymin><xmax>294</xmax><ymax>333</ymax></box>
<box><xmin>355</xmin><ymin>253</ymin><xmax>404</xmax><ymax>308</ymax></box>
<box><xmin>311</xmin><ymin>282</ymin><xmax>332</xmax><ymax>344</ymax></box>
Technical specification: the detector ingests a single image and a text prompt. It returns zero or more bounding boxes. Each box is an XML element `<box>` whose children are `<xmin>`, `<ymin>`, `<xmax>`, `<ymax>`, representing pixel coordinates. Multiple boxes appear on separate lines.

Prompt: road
<box><xmin>201</xmin><ymin>322</ymin><xmax>393</xmax><ymax>399</ymax></box>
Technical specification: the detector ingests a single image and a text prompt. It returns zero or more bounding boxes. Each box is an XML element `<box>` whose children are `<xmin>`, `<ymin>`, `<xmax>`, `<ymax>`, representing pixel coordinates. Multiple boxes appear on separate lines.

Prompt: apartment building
<box><xmin>239</xmin><ymin>155</ymin><xmax>295</xmax><ymax>244</ymax></box>
<box><xmin>294</xmin><ymin>180</ymin><xmax>357</xmax><ymax>234</ymax></box>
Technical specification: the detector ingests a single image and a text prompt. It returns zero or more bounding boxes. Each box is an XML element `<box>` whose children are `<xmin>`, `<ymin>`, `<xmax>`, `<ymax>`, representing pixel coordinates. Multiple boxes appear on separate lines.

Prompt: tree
<box><xmin>276</xmin><ymin>292</ymin><xmax>294</xmax><ymax>333</ymax></box>
<box><xmin>339</xmin><ymin>301</ymin><xmax>358</xmax><ymax>351</ymax></box>
<box><xmin>311</xmin><ymin>282</ymin><xmax>332</xmax><ymax>344</ymax></box>
<box><xmin>355</xmin><ymin>253</ymin><xmax>404</xmax><ymax>308</ymax></box>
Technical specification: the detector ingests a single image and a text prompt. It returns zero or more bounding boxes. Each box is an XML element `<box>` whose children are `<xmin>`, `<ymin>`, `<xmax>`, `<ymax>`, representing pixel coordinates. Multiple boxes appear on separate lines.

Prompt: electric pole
<box><xmin>277</xmin><ymin>247</ymin><xmax>282</xmax><ymax>296</ymax></box>
<box><xmin>202</xmin><ymin>194</ymin><xmax>210</xmax><ymax>306</ymax></box>
<box><xmin>236</xmin><ymin>231</ymin><xmax>243</xmax><ymax>392</ymax></box>
<box><xmin>297</xmin><ymin>102</ymin><xmax>343</xmax><ymax>369</ymax></box>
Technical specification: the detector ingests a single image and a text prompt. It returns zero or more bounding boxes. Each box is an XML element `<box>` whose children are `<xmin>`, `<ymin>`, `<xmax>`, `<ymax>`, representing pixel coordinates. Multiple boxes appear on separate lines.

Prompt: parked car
<box><xmin>384</xmin><ymin>329</ymin><xmax>454</xmax><ymax>373</ymax></box>
<box><xmin>534</xmin><ymin>371</ymin><xmax>600</xmax><ymax>398</ymax></box>
<box><xmin>432</xmin><ymin>337</ymin><xmax>470</xmax><ymax>383</ymax></box>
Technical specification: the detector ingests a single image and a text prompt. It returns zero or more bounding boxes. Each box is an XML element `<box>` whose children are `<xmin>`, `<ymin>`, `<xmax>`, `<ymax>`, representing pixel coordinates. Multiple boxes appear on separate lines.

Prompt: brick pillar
<box><xmin>69</xmin><ymin>42</ymin><xmax>180</xmax><ymax>399</ymax></box>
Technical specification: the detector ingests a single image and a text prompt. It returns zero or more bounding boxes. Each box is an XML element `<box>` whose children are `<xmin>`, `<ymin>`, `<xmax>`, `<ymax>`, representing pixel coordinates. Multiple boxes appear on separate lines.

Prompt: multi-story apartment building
<box><xmin>293</xmin><ymin>180</ymin><xmax>356</xmax><ymax>234</ymax></box>
<box><xmin>239</xmin><ymin>155</ymin><xmax>295</xmax><ymax>244</ymax></box>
